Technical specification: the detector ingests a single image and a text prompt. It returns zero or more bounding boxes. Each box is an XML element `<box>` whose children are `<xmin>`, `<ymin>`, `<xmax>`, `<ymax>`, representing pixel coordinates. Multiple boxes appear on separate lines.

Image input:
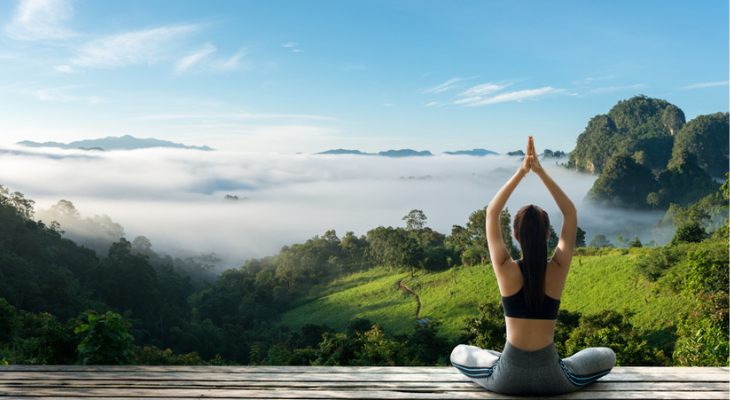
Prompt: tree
<box><xmin>366</xmin><ymin>227</ymin><xmax>423</xmax><ymax>276</ymax></box>
<box><xmin>463</xmin><ymin>302</ymin><xmax>506</xmax><ymax>352</ymax></box>
<box><xmin>74</xmin><ymin>311</ymin><xmax>135</xmax><ymax>365</ymax></box>
<box><xmin>647</xmin><ymin>192</ymin><xmax>660</xmax><ymax>210</ymax></box>
<box><xmin>671</xmin><ymin>221</ymin><xmax>706</xmax><ymax>245</ymax></box>
<box><xmin>547</xmin><ymin>225</ymin><xmax>559</xmax><ymax>252</ymax></box>
<box><xmin>670</xmin><ymin>112</ymin><xmax>729</xmax><ymax>179</ymax></box>
<box><xmin>587</xmin><ymin>153</ymin><xmax>659</xmax><ymax>209</ymax></box>
<box><xmin>589</xmin><ymin>234</ymin><xmax>611</xmax><ymax>248</ymax></box>
<box><xmin>0</xmin><ymin>298</ymin><xmax>16</xmax><ymax>344</ymax></box>
<box><xmin>565</xmin><ymin>310</ymin><xmax>666</xmax><ymax>366</ymax></box>
<box><xmin>402</xmin><ymin>210</ymin><xmax>427</xmax><ymax>231</ymax></box>
<box><xmin>463</xmin><ymin>207</ymin><xmax>489</xmax><ymax>265</ymax></box>
<box><xmin>500</xmin><ymin>208</ymin><xmax>520</xmax><ymax>259</ymax></box>
<box><xmin>575</xmin><ymin>227</ymin><xmax>586</xmax><ymax>248</ymax></box>
<box><xmin>629</xmin><ymin>236</ymin><xmax>642</xmax><ymax>248</ymax></box>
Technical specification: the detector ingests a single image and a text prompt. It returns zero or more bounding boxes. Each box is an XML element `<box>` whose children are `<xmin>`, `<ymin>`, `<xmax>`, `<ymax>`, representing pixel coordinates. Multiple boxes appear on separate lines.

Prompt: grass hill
<box><xmin>280</xmin><ymin>248</ymin><xmax>689</xmax><ymax>340</ymax></box>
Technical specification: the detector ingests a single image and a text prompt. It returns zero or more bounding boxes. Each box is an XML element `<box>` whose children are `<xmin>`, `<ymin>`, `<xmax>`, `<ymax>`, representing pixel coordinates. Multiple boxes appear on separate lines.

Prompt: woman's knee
<box><xmin>562</xmin><ymin>347</ymin><xmax>616</xmax><ymax>373</ymax></box>
<box><xmin>450</xmin><ymin>344</ymin><xmax>500</xmax><ymax>368</ymax></box>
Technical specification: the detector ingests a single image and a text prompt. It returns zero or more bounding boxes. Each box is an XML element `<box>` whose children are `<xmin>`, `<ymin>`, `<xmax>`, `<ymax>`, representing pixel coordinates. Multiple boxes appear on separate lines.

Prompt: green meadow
<box><xmin>280</xmin><ymin>249</ymin><xmax>690</xmax><ymax>339</ymax></box>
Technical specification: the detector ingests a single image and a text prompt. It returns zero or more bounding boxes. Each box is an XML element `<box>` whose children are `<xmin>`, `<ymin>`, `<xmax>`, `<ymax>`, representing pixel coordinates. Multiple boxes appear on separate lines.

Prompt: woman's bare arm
<box><xmin>529</xmin><ymin>139</ymin><xmax>577</xmax><ymax>269</ymax></box>
<box><xmin>487</xmin><ymin>138</ymin><xmax>531</xmax><ymax>270</ymax></box>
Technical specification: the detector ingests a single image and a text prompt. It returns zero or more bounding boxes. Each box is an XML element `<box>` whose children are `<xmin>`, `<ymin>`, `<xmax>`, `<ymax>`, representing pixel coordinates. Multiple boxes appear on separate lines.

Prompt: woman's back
<box><xmin>499</xmin><ymin>258</ymin><xmax>569</xmax><ymax>350</ymax></box>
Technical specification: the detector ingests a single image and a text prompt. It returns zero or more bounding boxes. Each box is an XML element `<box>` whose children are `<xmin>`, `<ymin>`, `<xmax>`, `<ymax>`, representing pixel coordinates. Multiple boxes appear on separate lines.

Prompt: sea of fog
<box><xmin>0</xmin><ymin>145</ymin><xmax>667</xmax><ymax>269</ymax></box>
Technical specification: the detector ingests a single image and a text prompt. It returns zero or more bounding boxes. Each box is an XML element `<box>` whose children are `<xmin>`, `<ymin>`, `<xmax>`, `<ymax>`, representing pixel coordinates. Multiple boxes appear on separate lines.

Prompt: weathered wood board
<box><xmin>0</xmin><ymin>366</ymin><xmax>727</xmax><ymax>399</ymax></box>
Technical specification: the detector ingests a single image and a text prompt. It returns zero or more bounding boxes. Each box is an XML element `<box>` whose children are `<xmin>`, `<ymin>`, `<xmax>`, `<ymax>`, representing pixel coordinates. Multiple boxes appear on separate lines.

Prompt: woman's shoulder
<box><xmin>494</xmin><ymin>258</ymin><xmax>523</xmax><ymax>297</ymax></box>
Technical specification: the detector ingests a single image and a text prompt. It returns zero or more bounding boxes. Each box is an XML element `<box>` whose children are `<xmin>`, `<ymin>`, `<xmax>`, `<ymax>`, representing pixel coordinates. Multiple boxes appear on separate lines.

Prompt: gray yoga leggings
<box><xmin>450</xmin><ymin>342</ymin><xmax>616</xmax><ymax>395</ymax></box>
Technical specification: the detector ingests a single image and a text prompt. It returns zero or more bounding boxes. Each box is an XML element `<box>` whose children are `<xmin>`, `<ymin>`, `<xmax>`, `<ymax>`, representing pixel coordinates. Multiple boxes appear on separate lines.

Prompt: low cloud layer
<box><xmin>0</xmin><ymin>146</ymin><xmax>664</xmax><ymax>268</ymax></box>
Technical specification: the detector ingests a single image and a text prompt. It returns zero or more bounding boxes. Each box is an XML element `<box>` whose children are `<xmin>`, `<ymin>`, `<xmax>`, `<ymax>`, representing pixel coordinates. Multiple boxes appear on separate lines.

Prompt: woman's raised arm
<box><xmin>528</xmin><ymin>139</ymin><xmax>577</xmax><ymax>269</ymax></box>
<box><xmin>486</xmin><ymin>137</ymin><xmax>532</xmax><ymax>270</ymax></box>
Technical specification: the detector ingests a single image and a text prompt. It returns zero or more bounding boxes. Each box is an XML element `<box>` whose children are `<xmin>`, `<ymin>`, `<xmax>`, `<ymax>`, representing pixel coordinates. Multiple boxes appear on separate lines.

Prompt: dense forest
<box><xmin>1</xmin><ymin>96</ymin><xmax>728</xmax><ymax>367</ymax></box>
<box><xmin>570</xmin><ymin>96</ymin><xmax>727</xmax><ymax>209</ymax></box>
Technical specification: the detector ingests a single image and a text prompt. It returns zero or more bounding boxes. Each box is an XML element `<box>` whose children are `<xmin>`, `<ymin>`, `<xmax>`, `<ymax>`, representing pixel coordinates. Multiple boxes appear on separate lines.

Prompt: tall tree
<box><xmin>402</xmin><ymin>210</ymin><xmax>427</xmax><ymax>231</ymax></box>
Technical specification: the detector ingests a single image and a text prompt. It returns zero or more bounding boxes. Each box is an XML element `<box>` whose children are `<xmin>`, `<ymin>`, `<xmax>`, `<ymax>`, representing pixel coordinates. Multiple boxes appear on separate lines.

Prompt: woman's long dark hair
<box><xmin>513</xmin><ymin>205</ymin><xmax>550</xmax><ymax>308</ymax></box>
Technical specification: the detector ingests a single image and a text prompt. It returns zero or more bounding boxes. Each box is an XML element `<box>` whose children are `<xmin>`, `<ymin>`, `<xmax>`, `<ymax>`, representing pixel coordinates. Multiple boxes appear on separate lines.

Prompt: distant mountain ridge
<box><xmin>17</xmin><ymin>135</ymin><xmax>214</xmax><ymax>151</ymax></box>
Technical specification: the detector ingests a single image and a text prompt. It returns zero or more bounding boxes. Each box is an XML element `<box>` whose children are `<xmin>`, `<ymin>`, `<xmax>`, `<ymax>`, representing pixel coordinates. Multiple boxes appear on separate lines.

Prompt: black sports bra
<box><xmin>501</xmin><ymin>260</ymin><xmax>560</xmax><ymax>320</ymax></box>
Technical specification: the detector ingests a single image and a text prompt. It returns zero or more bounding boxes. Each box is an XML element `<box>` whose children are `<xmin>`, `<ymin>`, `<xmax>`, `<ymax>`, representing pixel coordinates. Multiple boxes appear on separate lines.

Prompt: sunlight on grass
<box><xmin>280</xmin><ymin>253</ymin><xmax>690</xmax><ymax>339</ymax></box>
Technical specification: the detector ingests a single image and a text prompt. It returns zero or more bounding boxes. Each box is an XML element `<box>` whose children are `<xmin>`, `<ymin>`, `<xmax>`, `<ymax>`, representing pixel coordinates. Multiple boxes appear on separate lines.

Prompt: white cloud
<box><xmin>53</xmin><ymin>64</ymin><xmax>75</xmax><ymax>73</ymax></box>
<box><xmin>423</xmin><ymin>77</ymin><xmax>465</xmax><ymax>94</ymax></box>
<box><xmin>282</xmin><ymin>42</ymin><xmax>298</xmax><ymax>48</ymax></box>
<box><xmin>459</xmin><ymin>83</ymin><xmax>510</xmax><ymax>97</ymax></box>
<box><xmin>681</xmin><ymin>81</ymin><xmax>729</xmax><ymax>90</ymax></box>
<box><xmin>72</xmin><ymin>24</ymin><xmax>200</xmax><ymax>68</ymax></box>
<box><xmin>424</xmin><ymin>101</ymin><xmax>438</xmax><ymax>107</ymax></box>
<box><xmin>383</xmin><ymin>103</ymin><xmax>394</xmax><ymax>107</ymax></box>
<box><xmin>174</xmin><ymin>43</ymin><xmax>216</xmax><ymax>74</ymax></box>
<box><xmin>2</xmin><ymin>147</ymin><xmax>664</xmax><ymax>269</ymax></box>
<box><xmin>5</xmin><ymin>0</ymin><xmax>76</xmax><ymax>40</ymax></box>
<box><xmin>458</xmin><ymin>87</ymin><xmax>560</xmax><ymax>106</ymax></box>
<box><xmin>174</xmin><ymin>45</ymin><xmax>249</xmax><ymax>74</ymax></box>
<box><xmin>212</xmin><ymin>48</ymin><xmax>248</xmax><ymax>71</ymax></box>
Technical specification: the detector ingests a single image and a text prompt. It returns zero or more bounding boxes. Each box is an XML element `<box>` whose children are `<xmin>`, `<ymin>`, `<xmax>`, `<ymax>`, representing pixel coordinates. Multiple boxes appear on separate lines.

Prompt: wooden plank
<box><xmin>0</xmin><ymin>373</ymin><xmax>726</xmax><ymax>384</ymax></box>
<box><xmin>1</xmin><ymin>365</ymin><xmax>726</xmax><ymax>375</ymax></box>
<box><xmin>0</xmin><ymin>387</ymin><xmax>729</xmax><ymax>399</ymax></box>
<box><xmin>0</xmin><ymin>378</ymin><xmax>726</xmax><ymax>390</ymax></box>
<box><xmin>0</xmin><ymin>366</ymin><xmax>727</xmax><ymax>400</ymax></box>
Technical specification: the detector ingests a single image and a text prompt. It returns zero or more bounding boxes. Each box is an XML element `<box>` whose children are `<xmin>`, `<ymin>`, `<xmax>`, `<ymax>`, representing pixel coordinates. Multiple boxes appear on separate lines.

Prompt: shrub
<box><xmin>74</xmin><ymin>311</ymin><xmax>135</xmax><ymax>365</ymax></box>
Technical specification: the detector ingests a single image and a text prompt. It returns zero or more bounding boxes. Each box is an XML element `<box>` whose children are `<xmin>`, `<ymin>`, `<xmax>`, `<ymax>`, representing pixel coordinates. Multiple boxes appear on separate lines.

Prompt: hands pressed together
<box><xmin>518</xmin><ymin>136</ymin><xmax>544</xmax><ymax>176</ymax></box>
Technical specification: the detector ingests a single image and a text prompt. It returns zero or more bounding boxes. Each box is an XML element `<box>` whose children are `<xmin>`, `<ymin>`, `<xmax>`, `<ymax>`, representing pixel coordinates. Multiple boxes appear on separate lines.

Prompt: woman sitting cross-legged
<box><xmin>450</xmin><ymin>136</ymin><xmax>616</xmax><ymax>396</ymax></box>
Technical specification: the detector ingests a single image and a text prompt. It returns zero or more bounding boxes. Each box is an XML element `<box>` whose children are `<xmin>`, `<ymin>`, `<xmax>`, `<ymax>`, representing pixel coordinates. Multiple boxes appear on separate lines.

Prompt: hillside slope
<box><xmin>280</xmin><ymin>250</ymin><xmax>689</xmax><ymax>339</ymax></box>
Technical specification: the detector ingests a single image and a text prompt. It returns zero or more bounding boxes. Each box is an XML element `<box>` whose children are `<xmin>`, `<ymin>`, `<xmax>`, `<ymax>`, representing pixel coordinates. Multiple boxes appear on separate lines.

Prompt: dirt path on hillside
<box><xmin>397</xmin><ymin>278</ymin><xmax>422</xmax><ymax>319</ymax></box>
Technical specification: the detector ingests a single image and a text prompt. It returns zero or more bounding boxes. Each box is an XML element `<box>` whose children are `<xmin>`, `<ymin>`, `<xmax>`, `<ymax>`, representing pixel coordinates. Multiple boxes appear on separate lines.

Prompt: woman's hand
<box><xmin>518</xmin><ymin>137</ymin><xmax>532</xmax><ymax>176</ymax></box>
<box><xmin>528</xmin><ymin>136</ymin><xmax>544</xmax><ymax>175</ymax></box>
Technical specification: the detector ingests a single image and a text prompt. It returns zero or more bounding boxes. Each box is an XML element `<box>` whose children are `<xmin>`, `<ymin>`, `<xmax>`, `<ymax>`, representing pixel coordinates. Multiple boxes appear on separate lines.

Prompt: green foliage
<box><xmin>548</xmin><ymin>225</ymin><xmax>559</xmax><ymax>252</ymax></box>
<box><xmin>464</xmin><ymin>207</ymin><xmax>489</xmax><ymax>265</ymax></box>
<box><xmin>564</xmin><ymin>310</ymin><xmax>667</xmax><ymax>366</ymax></box>
<box><xmin>588</xmin><ymin>234</ymin><xmax>612</xmax><ymax>248</ymax></box>
<box><xmin>353</xmin><ymin>325</ymin><xmax>410</xmax><ymax>366</ymax></box>
<box><xmin>587</xmin><ymin>153</ymin><xmax>659</xmax><ymax>209</ymax></box>
<box><xmin>500</xmin><ymin>208</ymin><xmax>520</xmax><ymax>259</ymax></box>
<box><xmin>462</xmin><ymin>302</ymin><xmax>506</xmax><ymax>351</ymax></box>
<box><xmin>659</xmin><ymin>151</ymin><xmax>719</xmax><ymax>207</ymax></box>
<box><xmin>133</xmin><ymin>346</ymin><xmax>209</xmax><ymax>365</ymax></box>
<box><xmin>671</xmin><ymin>221</ymin><xmax>707</xmax><ymax>245</ymax></box>
<box><xmin>366</xmin><ymin>226</ymin><xmax>424</xmax><ymax>277</ymax></box>
<box><xmin>13</xmin><ymin>311</ymin><xmax>76</xmax><ymax>365</ymax></box>
<box><xmin>569</xmin><ymin>96</ymin><xmax>682</xmax><ymax>174</ymax></box>
<box><xmin>673</xmin><ymin>246</ymin><xmax>729</xmax><ymax>366</ymax></box>
<box><xmin>634</xmin><ymin>243</ymin><xmax>694</xmax><ymax>282</ymax></box>
<box><xmin>570</xmin><ymin>97</ymin><xmax>722</xmax><ymax>208</ymax></box>
<box><xmin>0</xmin><ymin>298</ymin><xmax>17</xmax><ymax>344</ymax></box>
<box><xmin>575</xmin><ymin>227</ymin><xmax>586</xmax><ymax>248</ymax></box>
<box><xmin>74</xmin><ymin>311</ymin><xmax>135</xmax><ymax>365</ymax></box>
<box><xmin>629</xmin><ymin>236</ymin><xmax>643</xmax><ymax>248</ymax></box>
<box><xmin>403</xmin><ymin>209</ymin><xmax>427</xmax><ymax>231</ymax></box>
<box><xmin>670</xmin><ymin>112</ymin><xmax>729</xmax><ymax>179</ymax></box>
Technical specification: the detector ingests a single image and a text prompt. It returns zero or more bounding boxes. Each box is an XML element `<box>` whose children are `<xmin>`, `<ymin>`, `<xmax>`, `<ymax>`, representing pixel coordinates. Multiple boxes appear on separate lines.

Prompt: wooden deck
<box><xmin>0</xmin><ymin>365</ymin><xmax>727</xmax><ymax>399</ymax></box>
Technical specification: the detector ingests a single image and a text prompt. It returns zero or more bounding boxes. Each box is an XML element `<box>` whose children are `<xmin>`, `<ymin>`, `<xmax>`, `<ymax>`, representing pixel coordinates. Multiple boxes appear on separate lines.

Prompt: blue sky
<box><xmin>1</xmin><ymin>0</ymin><xmax>728</xmax><ymax>154</ymax></box>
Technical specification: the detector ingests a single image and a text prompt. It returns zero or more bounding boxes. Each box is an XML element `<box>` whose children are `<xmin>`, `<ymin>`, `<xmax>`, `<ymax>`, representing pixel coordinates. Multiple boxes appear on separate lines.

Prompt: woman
<box><xmin>450</xmin><ymin>137</ymin><xmax>615</xmax><ymax>395</ymax></box>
